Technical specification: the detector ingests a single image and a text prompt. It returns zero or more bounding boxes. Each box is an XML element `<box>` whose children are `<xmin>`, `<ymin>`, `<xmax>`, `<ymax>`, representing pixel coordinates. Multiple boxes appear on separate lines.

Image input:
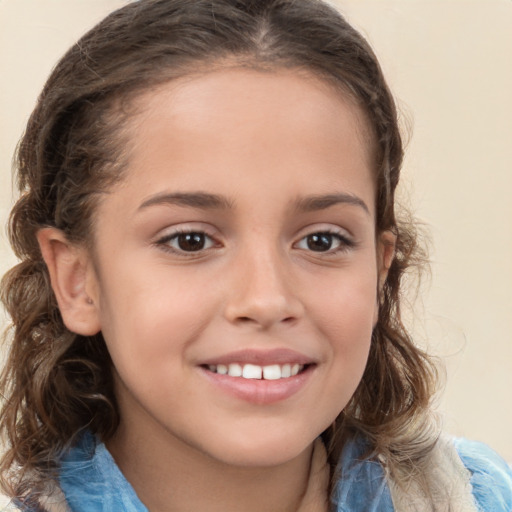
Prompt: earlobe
<box><xmin>37</xmin><ymin>227</ymin><xmax>101</xmax><ymax>336</ymax></box>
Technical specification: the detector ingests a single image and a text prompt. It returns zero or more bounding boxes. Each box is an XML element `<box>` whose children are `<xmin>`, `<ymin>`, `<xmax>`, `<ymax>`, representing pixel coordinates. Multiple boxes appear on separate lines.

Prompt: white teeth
<box><xmin>262</xmin><ymin>365</ymin><xmax>281</xmax><ymax>380</ymax></box>
<box><xmin>227</xmin><ymin>363</ymin><xmax>242</xmax><ymax>377</ymax></box>
<box><xmin>242</xmin><ymin>364</ymin><xmax>262</xmax><ymax>379</ymax></box>
<box><xmin>217</xmin><ymin>364</ymin><xmax>228</xmax><ymax>375</ymax></box>
<box><xmin>208</xmin><ymin>363</ymin><xmax>305</xmax><ymax>380</ymax></box>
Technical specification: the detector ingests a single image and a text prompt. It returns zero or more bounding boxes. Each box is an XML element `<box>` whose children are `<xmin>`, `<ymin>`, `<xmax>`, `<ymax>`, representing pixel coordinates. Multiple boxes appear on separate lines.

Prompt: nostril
<box><xmin>235</xmin><ymin>315</ymin><xmax>296</xmax><ymax>325</ymax></box>
<box><xmin>226</xmin><ymin>291</ymin><xmax>304</xmax><ymax>327</ymax></box>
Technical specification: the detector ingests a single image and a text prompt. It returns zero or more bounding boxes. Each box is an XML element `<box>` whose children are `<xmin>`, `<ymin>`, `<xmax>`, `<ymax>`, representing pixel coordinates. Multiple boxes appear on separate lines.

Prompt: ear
<box><xmin>37</xmin><ymin>227</ymin><xmax>101</xmax><ymax>336</ymax></box>
<box><xmin>377</xmin><ymin>230</ymin><xmax>397</xmax><ymax>290</ymax></box>
<box><xmin>373</xmin><ymin>230</ymin><xmax>397</xmax><ymax>325</ymax></box>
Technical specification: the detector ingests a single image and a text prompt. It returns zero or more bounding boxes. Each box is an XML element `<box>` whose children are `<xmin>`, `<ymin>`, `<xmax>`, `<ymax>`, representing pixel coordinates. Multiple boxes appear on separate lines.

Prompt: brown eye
<box><xmin>295</xmin><ymin>231</ymin><xmax>354</xmax><ymax>254</ymax></box>
<box><xmin>160</xmin><ymin>231</ymin><xmax>215</xmax><ymax>253</ymax></box>
<box><xmin>306</xmin><ymin>233</ymin><xmax>334</xmax><ymax>252</ymax></box>
<box><xmin>176</xmin><ymin>233</ymin><xmax>206</xmax><ymax>251</ymax></box>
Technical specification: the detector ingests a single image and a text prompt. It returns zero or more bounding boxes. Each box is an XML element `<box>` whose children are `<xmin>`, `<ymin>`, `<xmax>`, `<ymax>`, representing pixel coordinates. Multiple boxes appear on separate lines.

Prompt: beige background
<box><xmin>1</xmin><ymin>0</ymin><xmax>511</xmax><ymax>461</ymax></box>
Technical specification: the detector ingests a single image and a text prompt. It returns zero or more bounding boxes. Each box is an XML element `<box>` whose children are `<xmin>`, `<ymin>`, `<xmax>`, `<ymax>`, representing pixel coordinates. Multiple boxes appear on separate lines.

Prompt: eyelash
<box><xmin>155</xmin><ymin>229</ymin><xmax>218</xmax><ymax>256</ymax></box>
<box><xmin>155</xmin><ymin>228</ymin><xmax>355</xmax><ymax>256</ymax></box>
<box><xmin>294</xmin><ymin>230</ymin><xmax>355</xmax><ymax>255</ymax></box>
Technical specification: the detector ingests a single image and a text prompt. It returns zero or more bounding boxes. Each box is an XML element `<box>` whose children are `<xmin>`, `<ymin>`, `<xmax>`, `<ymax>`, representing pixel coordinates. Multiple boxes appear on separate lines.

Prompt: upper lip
<box><xmin>199</xmin><ymin>348</ymin><xmax>316</xmax><ymax>366</ymax></box>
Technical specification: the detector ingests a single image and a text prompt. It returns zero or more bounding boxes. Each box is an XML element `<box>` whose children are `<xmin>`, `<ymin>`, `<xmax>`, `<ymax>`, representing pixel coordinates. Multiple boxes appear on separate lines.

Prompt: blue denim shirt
<box><xmin>56</xmin><ymin>433</ymin><xmax>512</xmax><ymax>511</ymax></box>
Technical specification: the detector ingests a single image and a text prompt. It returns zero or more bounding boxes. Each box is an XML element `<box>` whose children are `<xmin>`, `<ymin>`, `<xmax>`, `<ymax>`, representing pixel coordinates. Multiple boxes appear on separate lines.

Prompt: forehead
<box><xmin>110</xmin><ymin>67</ymin><xmax>376</xmax><ymax>216</ymax></box>
<box><xmin>130</xmin><ymin>67</ymin><xmax>373</xmax><ymax>160</ymax></box>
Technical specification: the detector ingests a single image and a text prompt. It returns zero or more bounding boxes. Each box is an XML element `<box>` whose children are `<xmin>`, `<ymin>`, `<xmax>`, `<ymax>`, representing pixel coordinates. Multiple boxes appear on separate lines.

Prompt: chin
<box><xmin>200</xmin><ymin>430</ymin><xmax>315</xmax><ymax>469</ymax></box>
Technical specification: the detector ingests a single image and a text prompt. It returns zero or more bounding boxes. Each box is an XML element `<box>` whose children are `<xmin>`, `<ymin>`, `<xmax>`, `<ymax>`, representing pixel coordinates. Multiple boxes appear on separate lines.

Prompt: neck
<box><xmin>107</xmin><ymin>423</ymin><xmax>317</xmax><ymax>512</ymax></box>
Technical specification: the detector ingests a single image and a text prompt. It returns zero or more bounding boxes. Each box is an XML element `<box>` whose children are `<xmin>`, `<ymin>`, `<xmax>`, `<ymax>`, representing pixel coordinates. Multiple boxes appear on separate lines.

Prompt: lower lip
<box><xmin>199</xmin><ymin>366</ymin><xmax>314</xmax><ymax>405</ymax></box>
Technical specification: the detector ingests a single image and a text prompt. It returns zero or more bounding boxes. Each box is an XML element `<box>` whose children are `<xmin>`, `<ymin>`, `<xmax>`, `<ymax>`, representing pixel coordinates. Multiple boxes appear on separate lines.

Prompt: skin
<box><xmin>39</xmin><ymin>68</ymin><xmax>395</xmax><ymax>512</ymax></box>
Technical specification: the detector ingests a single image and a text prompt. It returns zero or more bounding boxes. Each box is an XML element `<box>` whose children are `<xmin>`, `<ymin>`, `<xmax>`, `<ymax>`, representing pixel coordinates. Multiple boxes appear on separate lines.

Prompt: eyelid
<box><xmin>154</xmin><ymin>222</ymin><xmax>219</xmax><ymax>239</ymax></box>
<box><xmin>292</xmin><ymin>225</ymin><xmax>356</xmax><ymax>253</ymax></box>
<box><xmin>293</xmin><ymin>223</ymin><xmax>353</xmax><ymax>241</ymax></box>
<box><xmin>154</xmin><ymin>223</ymin><xmax>222</xmax><ymax>255</ymax></box>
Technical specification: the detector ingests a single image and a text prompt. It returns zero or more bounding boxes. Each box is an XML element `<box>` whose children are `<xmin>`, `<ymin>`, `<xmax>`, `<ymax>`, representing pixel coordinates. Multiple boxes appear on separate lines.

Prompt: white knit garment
<box><xmin>388</xmin><ymin>436</ymin><xmax>478</xmax><ymax>512</ymax></box>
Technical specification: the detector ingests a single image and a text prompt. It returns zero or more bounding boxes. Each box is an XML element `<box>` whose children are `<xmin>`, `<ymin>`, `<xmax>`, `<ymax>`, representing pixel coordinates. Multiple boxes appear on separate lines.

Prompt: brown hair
<box><xmin>0</xmin><ymin>0</ymin><xmax>437</xmax><ymax>503</ymax></box>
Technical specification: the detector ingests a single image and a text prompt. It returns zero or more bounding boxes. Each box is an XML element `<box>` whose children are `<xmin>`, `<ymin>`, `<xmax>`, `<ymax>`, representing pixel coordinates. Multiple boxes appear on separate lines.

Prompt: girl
<box><xmin>0</xmin><ymin>0</ymin><xmax>511</xmax><ymax>510</ymax></box>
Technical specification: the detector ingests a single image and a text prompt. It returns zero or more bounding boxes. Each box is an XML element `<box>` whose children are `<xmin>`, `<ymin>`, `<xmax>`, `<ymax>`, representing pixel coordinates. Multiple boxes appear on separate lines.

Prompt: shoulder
<box><xmin>0</xmin><ymin>489</ymin><xmax>70</xmax><ymax>512</ymax></box>
<box><xmin>0</xmin><ymin>494</ymin><xmax>15</xmax><ymax>511</ymax></box>
<box><xmin>454</xmin><ymin>437</ymin><xmax>512</xmax><ymax>511</ymax></box>
<box><xmin>331</xmin><ymin>435</ymin><xmax>512</xmax><ymax>512</ymax></box>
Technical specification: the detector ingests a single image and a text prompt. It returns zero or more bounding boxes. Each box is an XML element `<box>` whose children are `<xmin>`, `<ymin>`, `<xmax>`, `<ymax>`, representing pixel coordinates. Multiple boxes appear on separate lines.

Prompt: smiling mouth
<box><xmin>203</xmin><ymin>363</ymin><xmax>309</xmax><ymax>380</ymax></box>
<box><xmin>200</xmin><ymin>359</ymin><xmax>315</xmax><ymax>404</ymax></box>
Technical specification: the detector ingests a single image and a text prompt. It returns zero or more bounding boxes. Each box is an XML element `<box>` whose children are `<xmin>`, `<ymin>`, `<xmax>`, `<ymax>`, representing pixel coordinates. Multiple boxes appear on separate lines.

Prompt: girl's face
<box><xmin>77</xmin><ymin>69</ymin><xmax>392</xmax><ymax>467</ymax></box>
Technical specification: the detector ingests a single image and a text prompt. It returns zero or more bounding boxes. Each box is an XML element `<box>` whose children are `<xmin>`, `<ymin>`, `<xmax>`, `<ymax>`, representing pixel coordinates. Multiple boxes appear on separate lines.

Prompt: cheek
<box><xmin>301</xmin><ymin>274</ymin><xmax>376</xmax><ymax>431</ymax></box>
<box><xmin>95</xmin><ymin>267</ymin><xmax>217</xmax><ymax>362</ymax></box>
<box><xmin>309</xmin><ymin>265</ymin><xmax>377</xmax><ymax>368</ymax></box>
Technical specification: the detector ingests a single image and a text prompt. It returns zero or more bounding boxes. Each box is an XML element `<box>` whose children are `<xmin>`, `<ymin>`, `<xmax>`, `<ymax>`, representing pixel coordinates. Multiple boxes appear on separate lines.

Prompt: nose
<box><xmin>223</xmin><ymin>247</ymin><xmax>304</xmax><ymax>329</ymax></box>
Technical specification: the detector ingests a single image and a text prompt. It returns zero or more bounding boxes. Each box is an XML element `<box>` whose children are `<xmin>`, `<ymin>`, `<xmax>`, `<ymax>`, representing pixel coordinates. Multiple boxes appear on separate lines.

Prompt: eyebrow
<box><xmin>139</xmin><ymin>192</ymin><xmax>233</xmax><ymax>211</ymax></box>
<box><xmin>294</xmin><ymin>193</ymin><xmax>370</xmax><ymax>215</ymax></box>
<box><xmin>138</xmin><ymin>191</ymin><xmax>369</xmax><ymax>215</ymax></box>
